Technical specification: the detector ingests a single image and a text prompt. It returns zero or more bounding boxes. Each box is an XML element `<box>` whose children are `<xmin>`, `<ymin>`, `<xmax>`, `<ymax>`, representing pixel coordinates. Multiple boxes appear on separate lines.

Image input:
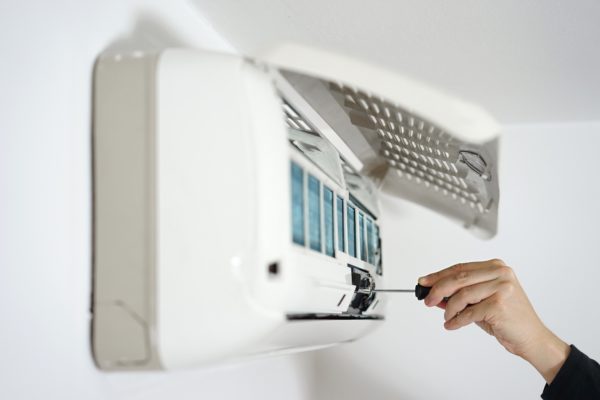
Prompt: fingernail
<box><xmin>418</xmin><ymin>275</ymin><xmax>428</xmax><ymax>284</ymax></box>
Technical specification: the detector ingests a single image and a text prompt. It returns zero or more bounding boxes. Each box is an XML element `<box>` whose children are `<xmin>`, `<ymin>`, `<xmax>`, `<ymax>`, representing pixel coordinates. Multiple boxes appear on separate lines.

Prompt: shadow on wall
<box><xmin>314</xmin><ymin>346</ymin><xmax>408</xmax><ymax>400</ymax></box>
<box><xmin>100</xmin><ymin>13</ymin><xmax>198</xmax><ymax>55</ymax></box>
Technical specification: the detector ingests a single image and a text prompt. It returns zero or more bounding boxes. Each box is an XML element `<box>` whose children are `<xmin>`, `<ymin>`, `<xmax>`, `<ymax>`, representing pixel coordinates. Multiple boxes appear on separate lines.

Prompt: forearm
<box><xmin>520</xmin><ymin>327</ymin><xmax>570</xmax><ymax>384</ymax></box>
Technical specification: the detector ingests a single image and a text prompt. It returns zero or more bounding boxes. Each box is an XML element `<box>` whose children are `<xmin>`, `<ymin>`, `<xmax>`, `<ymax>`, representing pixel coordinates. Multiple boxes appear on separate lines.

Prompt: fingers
<box><xmin>424</xmin><ymin>264</ymin><xmax>505</xmax><ymax>307</ymax></box>
<box><xmin>419</xmin><ymin>259</ymin><xmax>506</xmax><ymax>287</ymax></box>
<box><xmin>444</xmin><ymin>296</ymin><xmax>497</xmax><ymax>330</ymax></box>
<box><xmin>443</xmin><ymin>280</ymin><xmax>500</xmax><ymax>321</ymax></box>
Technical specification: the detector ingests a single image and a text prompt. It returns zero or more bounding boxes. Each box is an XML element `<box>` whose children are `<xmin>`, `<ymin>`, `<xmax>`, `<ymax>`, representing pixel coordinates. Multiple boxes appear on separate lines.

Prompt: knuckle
<box><xmin>498</xmin><ymin>265</ymin><xmax>515</xmax><ymax>279</ymax></box>
<box><xmin>454</xmin><ymin>270</ymin><xmax>470</xmax><ymax>282</ymax></box>
<box><xmin>498</xmin><ymin>281</ymin><xmax>515</xmax><ymax>296</ymax></box>
<box><xmin>457</xmin><ymin>287</ymin><xmax>471</xmax><ymax>302</ymax></box>
<box><xmin>490</xmin><ymin>258</ymin><xmax>506</xmax><ymax>267</ymax></box>
<box><xmin>451</xmin><ymin>263</ymin><xmax>465</xmax><ymax>273</ymax></box>
<box><xmin>460</xmin><ymin>308</ymin><xmax>474</xmax><ymax>321</ymax></box>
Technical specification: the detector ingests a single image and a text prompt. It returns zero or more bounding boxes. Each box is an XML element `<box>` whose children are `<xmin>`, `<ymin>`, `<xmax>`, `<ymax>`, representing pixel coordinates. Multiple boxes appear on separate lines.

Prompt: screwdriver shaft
<box><xmin>374</xmin><ymin>284</ymin><xmax>432</xmax><ymax>300</ymax></box>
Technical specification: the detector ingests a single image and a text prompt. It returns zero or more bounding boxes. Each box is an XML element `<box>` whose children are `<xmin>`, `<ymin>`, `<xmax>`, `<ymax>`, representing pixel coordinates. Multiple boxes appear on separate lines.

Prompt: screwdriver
<box><xmin>374</xmin><ymin>284</ymin><xmax>432</xmax><ymax>300</ymax></box>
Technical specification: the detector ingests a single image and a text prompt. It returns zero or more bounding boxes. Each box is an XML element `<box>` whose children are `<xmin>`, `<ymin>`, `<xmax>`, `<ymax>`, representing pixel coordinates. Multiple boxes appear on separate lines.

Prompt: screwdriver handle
<box><xmin>414</xmin><ymin>283</ymin><xmax>431</xmax><ymax>300</ymax></box>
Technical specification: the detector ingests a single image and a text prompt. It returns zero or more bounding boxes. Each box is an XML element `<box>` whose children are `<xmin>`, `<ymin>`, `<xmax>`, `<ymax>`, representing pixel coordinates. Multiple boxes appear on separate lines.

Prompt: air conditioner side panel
<box><xmin>92</xmin><ymin>53</ymin><xmax>162</xmax><ymax>370</ymax></box>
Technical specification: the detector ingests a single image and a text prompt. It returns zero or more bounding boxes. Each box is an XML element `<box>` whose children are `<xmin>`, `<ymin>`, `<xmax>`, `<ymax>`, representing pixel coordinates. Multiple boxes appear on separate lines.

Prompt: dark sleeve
<box><xmin>541</xmin><ymin>345</ymin><xmax>600</xmax><ymax>400</ymax></box>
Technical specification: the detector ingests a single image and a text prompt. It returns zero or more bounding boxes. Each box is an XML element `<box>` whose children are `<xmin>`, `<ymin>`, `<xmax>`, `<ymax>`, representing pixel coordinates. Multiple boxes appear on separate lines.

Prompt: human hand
<box><xmin>419</xmin><ymin>259</ymin><xmax>570</xmax><ymax>383</ymax></box>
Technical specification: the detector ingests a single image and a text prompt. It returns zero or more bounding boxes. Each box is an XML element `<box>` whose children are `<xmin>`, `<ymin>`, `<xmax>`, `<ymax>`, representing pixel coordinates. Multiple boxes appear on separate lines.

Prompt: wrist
<box><xmin>521</xmin><ymin>328</ymin><xmax>570</xmax><ymax>384</ymax></box>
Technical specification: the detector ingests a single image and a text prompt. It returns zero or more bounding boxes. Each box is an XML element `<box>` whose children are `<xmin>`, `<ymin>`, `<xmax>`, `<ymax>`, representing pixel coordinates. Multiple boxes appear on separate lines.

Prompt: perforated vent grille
<box><xmin>283</xmin><ymin>102</ymin><xmax>317</xmax><ymax>134</ymax></box>
<box><xmin>328</xmin><ymin>83</ymin><xmax>489</xmax><ymax>214</ymax></box>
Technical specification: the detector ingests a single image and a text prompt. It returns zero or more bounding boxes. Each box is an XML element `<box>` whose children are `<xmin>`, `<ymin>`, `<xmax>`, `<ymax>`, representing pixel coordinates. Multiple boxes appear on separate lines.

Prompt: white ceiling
<box><xmin>191</xmin><ymin>0</ymin><xmax>600</xmax><ymax>125</ymax></box>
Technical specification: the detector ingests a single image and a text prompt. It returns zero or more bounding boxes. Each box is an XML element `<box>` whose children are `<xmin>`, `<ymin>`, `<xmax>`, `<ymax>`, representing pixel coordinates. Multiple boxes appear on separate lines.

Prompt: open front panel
<box><xmin>276</xmin><ymin>69</ymin><xmax>499</xmax><ymax>238</ymax></box>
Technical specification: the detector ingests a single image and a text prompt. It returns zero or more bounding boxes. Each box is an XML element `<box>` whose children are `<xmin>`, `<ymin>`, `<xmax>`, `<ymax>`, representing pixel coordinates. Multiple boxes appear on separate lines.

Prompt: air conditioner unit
<box><xmin>92</xmin><ymin>46</ymin><xmax>500</xmax><ymax>370</ymax></box>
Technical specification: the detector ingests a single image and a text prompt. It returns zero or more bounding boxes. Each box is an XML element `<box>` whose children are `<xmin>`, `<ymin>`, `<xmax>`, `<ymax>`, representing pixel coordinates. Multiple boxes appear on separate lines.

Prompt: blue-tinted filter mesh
<box><xmin>336</xmin><ymin>196</ymin><xmax>345</xmax><ymax>252</ymax></box>
<box><xmin>308</xmin><ymin>175</ymin><xmax>321</xmax><ymax>252</ymax></box>
<box><xmin>324</xmin><ymin>187</ymin><xmax>335</xmax><ymax>256</ymax></box>
<box><xmin>291</xmin><ymin>163</ymin><xmax>305</xmax><ymax>245</ymax></box>
<box><xmin>347</xmin><ymin>206</ymin><xmax>356</xmax><ymax>257</ymax></box>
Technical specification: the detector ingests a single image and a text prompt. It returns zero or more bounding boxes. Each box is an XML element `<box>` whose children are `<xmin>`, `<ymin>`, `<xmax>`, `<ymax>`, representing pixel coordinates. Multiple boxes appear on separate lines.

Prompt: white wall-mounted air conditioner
<box><xmin>92</xmin><ymin>47</ymin><xmax>500</xmax><ymax>370</ymax></box>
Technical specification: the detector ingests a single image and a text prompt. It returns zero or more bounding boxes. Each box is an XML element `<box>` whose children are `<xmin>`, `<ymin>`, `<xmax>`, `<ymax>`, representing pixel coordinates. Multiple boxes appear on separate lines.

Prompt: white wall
<box><xmin>313</xmin><ymin>122</ymin><xmax>600</xmax><ymax>400</ymax></box>
<box><xmin>0</xmin><ymin>2</ymin><xmax>315</xmax><ymax>399</ymax></box>
<box><xmin>3</xmin><ymin>3</ymin><xmax>600</xmax><ymax>400</ymax></box>
<box><xmin>191</xmin><ymin>0</ymin><xmax>600</xmax><ymax>124</ymax></box>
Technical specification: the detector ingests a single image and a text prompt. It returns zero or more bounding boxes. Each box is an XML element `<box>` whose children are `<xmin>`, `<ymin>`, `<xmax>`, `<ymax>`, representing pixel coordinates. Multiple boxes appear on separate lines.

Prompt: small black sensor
<box><xmin>268</xmin><ymin>262</ymin><xmax>279</xmax><ymax>276</ymax></box>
